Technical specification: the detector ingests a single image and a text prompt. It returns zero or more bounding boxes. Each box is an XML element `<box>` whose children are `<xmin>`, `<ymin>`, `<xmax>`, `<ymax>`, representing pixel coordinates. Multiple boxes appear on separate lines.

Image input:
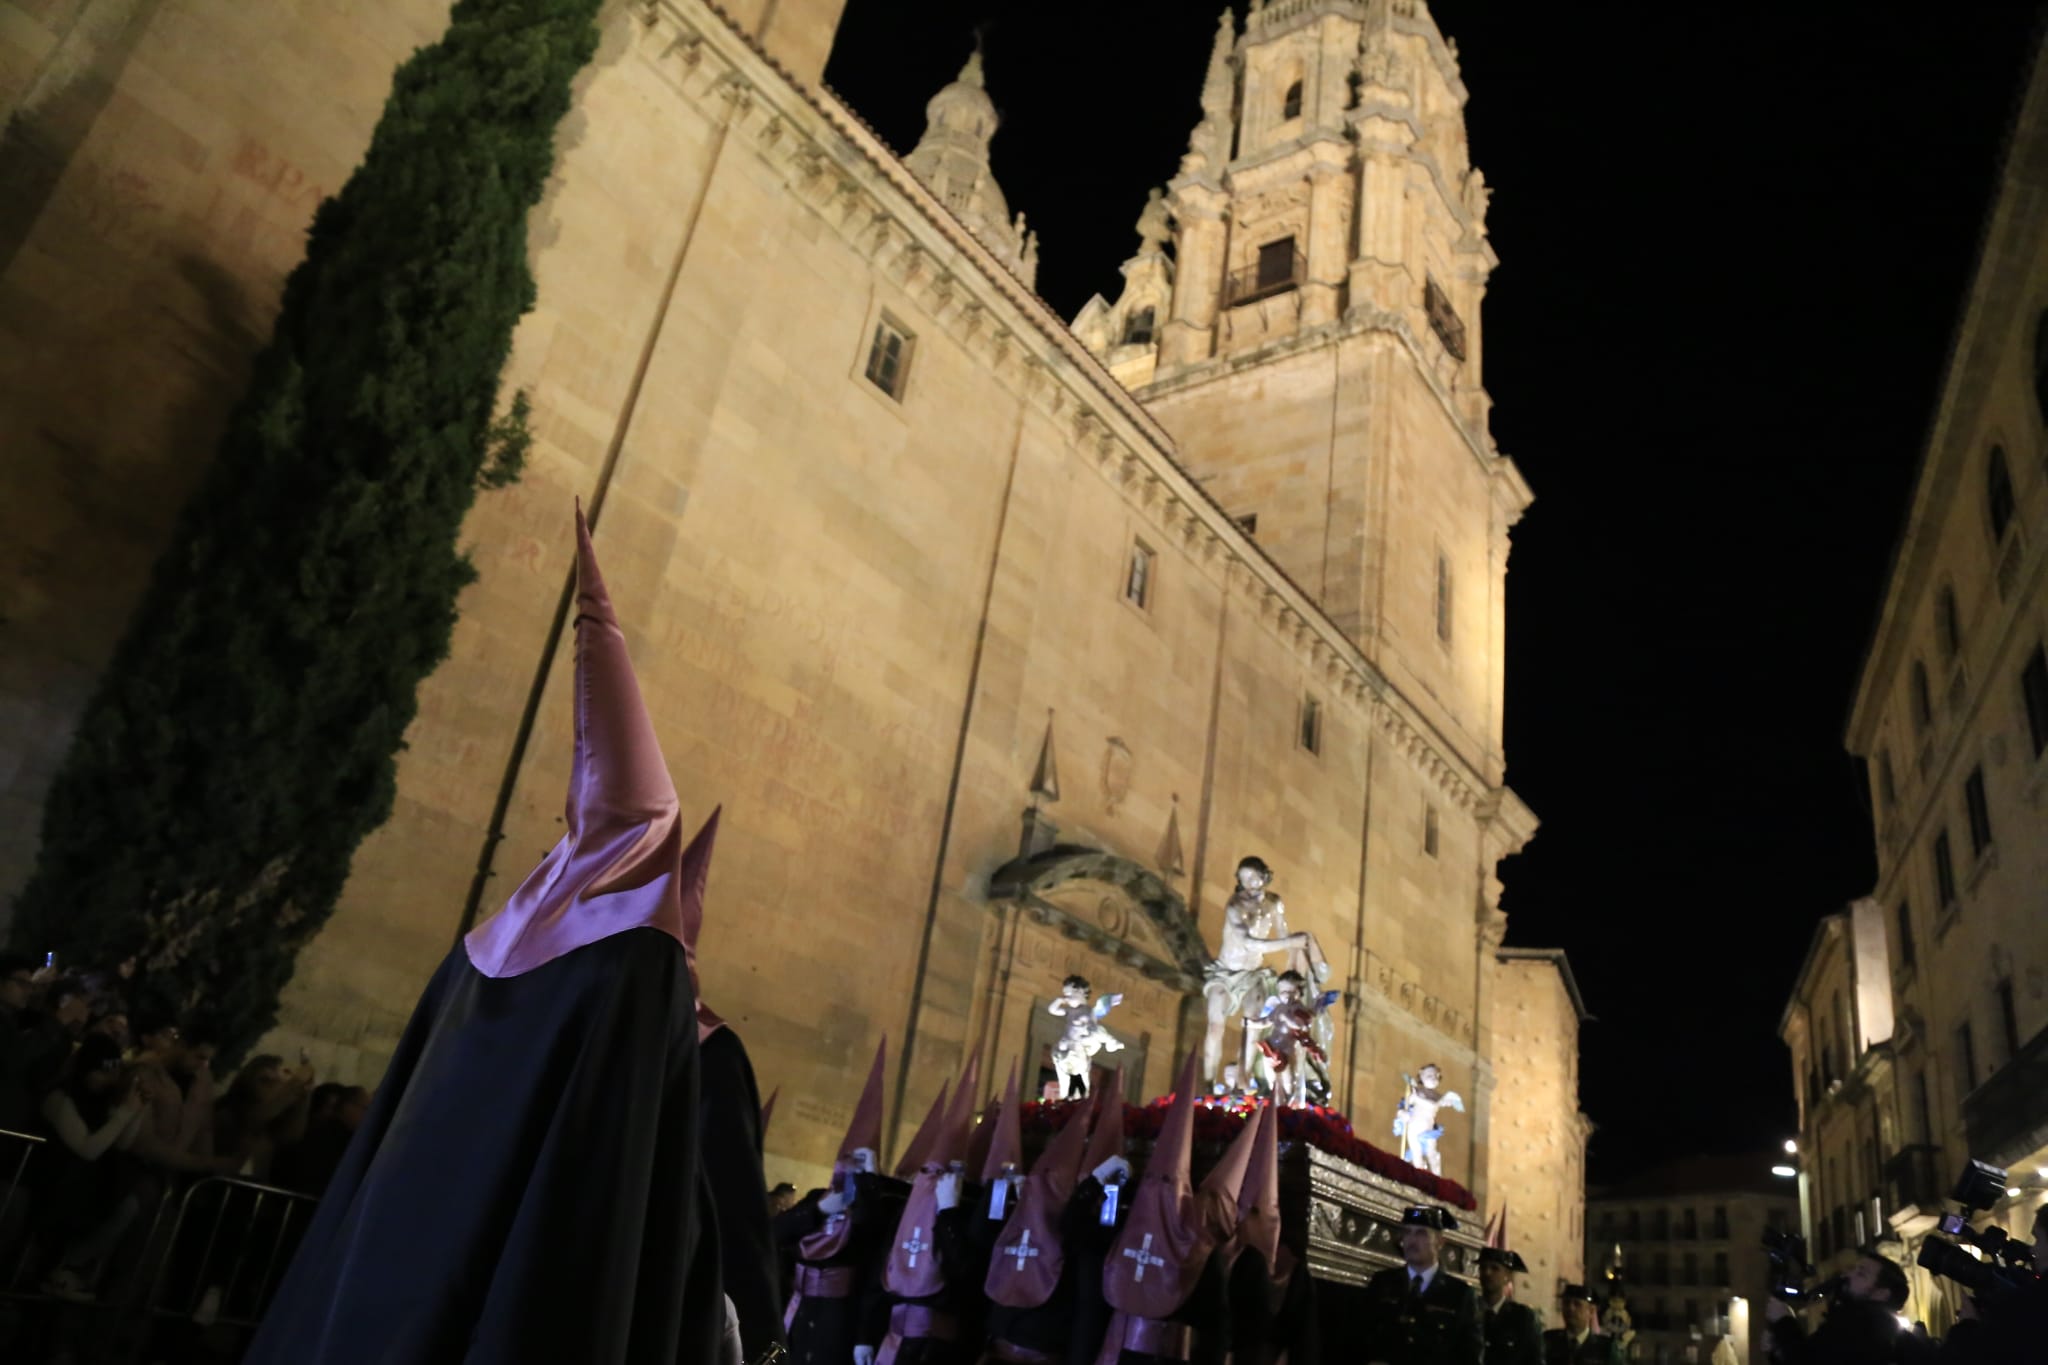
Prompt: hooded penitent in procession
<box><xmin>876</xmin><ymin>1046</ymin><xmax>990</xmax><ymax>1364</ymax></box>
<box><xmin>1098</xmin><ymin>1051</ymin><xmax>1251</xmax><ymax>1365</ymax></box>
<box><xmin>780</xmin><ymin>1036</ymin><xmax>900</xmax><ymax>1365</ymax></box>
<box><xmin>245</xmin><ymin>505</ymin><xmax>726</xmax><ymax>1365</ymax></box>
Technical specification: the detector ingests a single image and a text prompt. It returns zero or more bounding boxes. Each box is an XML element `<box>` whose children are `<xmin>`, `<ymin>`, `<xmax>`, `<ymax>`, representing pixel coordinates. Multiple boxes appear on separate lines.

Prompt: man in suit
<box><xmin>1543</xmin><ymin>1285</ymin><xmax>1625</xmax><ymax>1365</ymax></box>
<box><xmin>1477</xmin><ymin>1248</ymin><xmax>1542</xmax><ymax>1365</ymax></box>
<box><xmin>1360</xmin><ymin>1206</ymin><xmax>1484</xmax><ymax>1365</ymax></box>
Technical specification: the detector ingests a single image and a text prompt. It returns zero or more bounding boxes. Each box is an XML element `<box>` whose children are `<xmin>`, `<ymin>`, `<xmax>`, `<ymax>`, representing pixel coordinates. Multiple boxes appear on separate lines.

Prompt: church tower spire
<box><xmin>904</xmin><ymin>44</ymin><xmax>1039</xmax><ymax>291</ymax></box>
<box><xmin>1078</xmin><ymin>1</ymin><xmax>1529</xmax><ymax>795</ymax></box>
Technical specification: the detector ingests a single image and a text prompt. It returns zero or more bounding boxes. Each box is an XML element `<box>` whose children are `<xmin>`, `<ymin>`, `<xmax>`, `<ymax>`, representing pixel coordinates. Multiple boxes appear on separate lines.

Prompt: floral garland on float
<box><xmin>1016</xmin><ymin>1095</ymin><xmax>1477</xmax><ymax>1211</ymax></box>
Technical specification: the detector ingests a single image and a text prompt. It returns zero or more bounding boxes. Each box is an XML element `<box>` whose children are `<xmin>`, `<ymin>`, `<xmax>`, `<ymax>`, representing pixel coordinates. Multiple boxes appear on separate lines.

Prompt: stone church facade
<box><xmin>1</xmin><ymin>0</ymin><xmax>1585</xmax><ymax>1261</ymax></box>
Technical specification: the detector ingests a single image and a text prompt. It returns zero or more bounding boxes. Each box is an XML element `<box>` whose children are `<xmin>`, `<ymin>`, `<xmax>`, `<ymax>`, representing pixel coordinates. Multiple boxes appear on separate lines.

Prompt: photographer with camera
<box><xmin>1763</xmin><ymin>1250</ymin><xmax>1935</xmax><ymax>1365</ymax></box>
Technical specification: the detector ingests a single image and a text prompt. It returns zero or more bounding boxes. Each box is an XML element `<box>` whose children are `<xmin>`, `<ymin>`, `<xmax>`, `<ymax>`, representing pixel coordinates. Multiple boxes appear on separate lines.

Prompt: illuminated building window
<box><xmin>1932</xmin><ymin>829</ymin><xmax>1956</xmax><ymax>910</ymax></box>
<box><xmin>1282</xmin><ymin>80</ymin><xmax>1303</xmax><ymax>120</ymax></box>
<box><xmin>1988</xmin><ymin>446</ymin><xmax>2016</xmax><ymax>543</ymax></box>
<box><xmin>2021</xmin><ymin>644</ymin><xmax>2048</xmax><ymax>757</ymax></box>
<box><xmin>1424</xmin><ymin>804</ymin><xmax>1439</xmax><ymax>858</ymax></box>
<box><xmin>1964</xmin><ymin>767</ymin><xmax>1993</xmax><ymax>857</ymax></box>
<box><xmin>1298</xmin><ymin>696</ymin><xmax>1322</xmax><ymax>755</ymax></box>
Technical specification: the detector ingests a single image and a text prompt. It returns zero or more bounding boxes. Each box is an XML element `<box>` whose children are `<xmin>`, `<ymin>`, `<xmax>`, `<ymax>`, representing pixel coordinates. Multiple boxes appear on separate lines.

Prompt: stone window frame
<box><xmin>1297</xmin><ymin>693</ymin><xmax>1323</xmax><ymax>756</ymax></box>
<box><xmin>1121</xmin><ymin>532</ymin><xmax>1158</xmax><ymax>617</ymax></box>
<box><xmin>854</xmin><ymin>299</ymin><xmax>918</xmax><ymax>409</ymax></box>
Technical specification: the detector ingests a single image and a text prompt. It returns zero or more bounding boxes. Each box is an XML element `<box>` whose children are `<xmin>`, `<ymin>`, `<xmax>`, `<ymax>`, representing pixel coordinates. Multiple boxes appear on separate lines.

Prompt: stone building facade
<box><xmin>1778</xmin><ymin>905</ymin><xmax>1906</xmax><ymax>1300</ymax></box>
<box><xmin>1826</xmin><ymin>21</ymin><xmax>2048</xmax><ymax>1335</ymax></box>
<box><xmin>1486</xmin><ymin>948</ymin><xmax>1593</xmax><ymax>1309</ymax></box>
<box><xmin>1586</xmin><ymin>1157</ymin><xmax>1800</xmax><ymax>1365</ymax></box>
<box><xmin>0</xmin><ymin>0</ymin><xmax>1583</xmax><ymax>1216</ymax></box>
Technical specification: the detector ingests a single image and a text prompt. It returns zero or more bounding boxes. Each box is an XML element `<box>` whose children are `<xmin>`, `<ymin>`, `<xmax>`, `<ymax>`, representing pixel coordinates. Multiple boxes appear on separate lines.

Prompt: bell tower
<box><xmin>1075</xmin><ymin>0</ymin><xmax>1527</xmax><ymax>786</ymax></box>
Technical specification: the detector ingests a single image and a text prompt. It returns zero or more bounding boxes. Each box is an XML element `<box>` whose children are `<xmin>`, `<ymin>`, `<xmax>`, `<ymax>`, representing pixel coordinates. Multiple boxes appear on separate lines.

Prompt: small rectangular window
<box><xmin>2022</xmin><ymin>645</ymin><xmax>2048</xmax><ymax>758</ymax></box>
<box><xmin>864</xmin><ymin>316</ymin><xmax>914</xmax><ymax>400</ymax></box>
<box><xmin>1256</xmin><ymin>237</ymin><xmax>1296</xmax><ymax>290</ymax></box>
<box><xmin>1876</xmin><ymin>750</ymin><xmax>1897</xmax><ymax>809</ymax></box>
<box><xmin>1424</xmin><ymin>804</ymin><xmax>1439</xmax><ymax>858</ymax></box>
<box><xmin>1124</xmin><ymin>541</ymin><xmax>1155</xmax><ymax>610</ymax></box>
<box><xmin>1964</xmin><ymin>767</ymin><xmax>1993</xmax><ymax>856</ymax></box>
<box><xmin>1435</xmin><ymin>552</ymin><xmax>1452</xmax><ymax>644</ymax></box>
<box><xmin>1233</xmin><ymin>512</ymin><xmax>1258</xmax><ymax>537</ymax></box>
<box><xmin>1956</xmin><ymin>1021</ymin><xmax>1976</xmax><ymax>1091</ymax></box>
<box><xmin>1998</xmin><ymin>977</ymin><xmax>2020</xmax><ymax>1058</ymax></box>
<box><xmin>1895</xmin><ymin>898</ymin><xmax>1915</xmax><ymax>968</ymax></box>
<box><xmin>1298</xmin><ymin>696</ymin><xmax>1322</xmax><ymax>754</ymax></box>
<box><xmin>1933</xmin><ymin>829</ymin><xmax>1956</xmax><ymax>909</ymax></box>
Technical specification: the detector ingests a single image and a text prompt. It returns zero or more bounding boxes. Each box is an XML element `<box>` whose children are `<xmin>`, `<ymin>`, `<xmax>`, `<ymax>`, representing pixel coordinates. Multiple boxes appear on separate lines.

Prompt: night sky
<box><xmin>825</xmin><ymin>1</ymin><xmax>2043</xmax><ymax>1179</ymax></box>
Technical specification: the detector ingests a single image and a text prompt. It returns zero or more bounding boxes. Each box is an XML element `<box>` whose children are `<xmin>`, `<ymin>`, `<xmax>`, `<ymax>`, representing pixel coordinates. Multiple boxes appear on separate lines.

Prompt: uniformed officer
<box><xmin>1542</xmin><ymin>1285</ymin><xmax>1625</xmax><ymax>1365</ymax></box>
<box><xmin>1477</xmin><ymin>1248</ymin><xmax>1542</xmax><ymax>1365</ymax></box>
<box><xmin>1360</xmin><ymin>1206</ymin><xmax>1484</xmax><ymax>1365</ymax></box>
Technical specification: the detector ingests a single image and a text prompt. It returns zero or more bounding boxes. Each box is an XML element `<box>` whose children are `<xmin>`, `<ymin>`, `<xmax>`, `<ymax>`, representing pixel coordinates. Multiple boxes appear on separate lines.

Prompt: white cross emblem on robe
<box><xmin>1003</xmin><ymin>1230</ymin><xmax>1039</xmax><ymax>1272</ymax></box>
<box><xmin>1122</xmin><ymin>1233</ymin><xmax>1167</xmax><ymax>1281</ymax></box>
<box><xmin>901</xmin><ymin>1226</ymin><xmax>930</xmax><ymax>1267</ymax></box>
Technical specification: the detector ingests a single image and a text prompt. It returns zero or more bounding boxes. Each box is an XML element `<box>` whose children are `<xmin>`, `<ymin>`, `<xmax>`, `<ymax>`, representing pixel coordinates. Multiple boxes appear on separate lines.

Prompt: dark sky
<box><xmin>825</xmin><ymin>1</ymin><xmax>2042</xmax><ymax>1179</ymax></box>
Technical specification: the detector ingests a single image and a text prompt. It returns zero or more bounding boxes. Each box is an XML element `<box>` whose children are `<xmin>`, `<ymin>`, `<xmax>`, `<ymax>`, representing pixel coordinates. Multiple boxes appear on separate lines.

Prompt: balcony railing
<box><xmin>1223</xmin><ymin>247</ymin><xmax>1307</xmax><ymax>308</ymax></box>
<box><xmin>1963</xmin><ymin>1023</ymin><xmax>2048</xmax><ymax>1167</ymax></box>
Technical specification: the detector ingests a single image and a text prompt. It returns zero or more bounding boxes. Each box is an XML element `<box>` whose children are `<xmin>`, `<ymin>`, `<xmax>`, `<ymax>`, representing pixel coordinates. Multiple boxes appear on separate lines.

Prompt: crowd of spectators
<box><xmin>0</xmin><ymin>950</ymin><xmax>370</xmax><ymax>1307</ymax></box>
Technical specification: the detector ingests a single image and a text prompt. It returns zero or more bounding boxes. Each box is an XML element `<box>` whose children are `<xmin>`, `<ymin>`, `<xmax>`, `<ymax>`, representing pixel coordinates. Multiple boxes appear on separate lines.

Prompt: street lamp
<box><xmin>1784</xmin><ymin>1139</ymin><xmax>1799</xmax><ymax>1155</ymax></box>
<box><xmin>1772</xmin><ymin>1165</ymin><xmax>1798</xmax><ymax>1178</ymax></box>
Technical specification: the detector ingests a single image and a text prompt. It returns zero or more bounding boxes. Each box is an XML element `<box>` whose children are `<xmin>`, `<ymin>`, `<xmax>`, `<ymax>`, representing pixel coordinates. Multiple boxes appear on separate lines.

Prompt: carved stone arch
<box><xmin>988</xmin><ymin>844</ymin><xmax>1211</xmax><ymax>991</ymax></box>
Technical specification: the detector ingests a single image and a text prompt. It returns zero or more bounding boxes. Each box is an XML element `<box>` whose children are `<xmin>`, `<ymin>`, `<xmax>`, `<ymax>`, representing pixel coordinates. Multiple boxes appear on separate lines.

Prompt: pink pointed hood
<box><xmin>885</xmin><ymin>1044</ymin><xmax>983</xmax><ymax>1299</ymax></box>
<box><xmin>464</xmin><ymin>505</ymin><xmax>722</xmax><ymax>1038</ymax></box>
<box><xmin>799</xmin><ymin>1037</ymin><xmax>888</xmax><ymax>1264</ymax></box>
<box><xmin>1224</xmin><ymin>1102</ymin><xmax>1288</xmax><ymax>1279</ymax></box>
<box><xmin>1104</xmin><ymin>1050</ymin><xmax>1210</xmax><ymax>1319</ymax></box>
<box><xmin>985</xmin><ymin>1083</ymin><xmax>1093</xmax><ymax>1307</ymax></box>
<box><xmin>892</xmin><ymin>1080</ymin><xmax>952</xmax><ymax>1180</ymax></box>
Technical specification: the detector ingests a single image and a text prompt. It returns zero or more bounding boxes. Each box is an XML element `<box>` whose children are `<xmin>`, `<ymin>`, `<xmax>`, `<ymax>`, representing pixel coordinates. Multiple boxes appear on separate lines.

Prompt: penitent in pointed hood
<box><xmin>978</xmin><ymin>1061</ymin><xmax>1023</xmax><ymax>1184</ymax></box>
<box><xmin>1104</xmin><ymin>1051</ymin><xmax>1211</xmax><ymax>1319</ymax></box>
<box><xmin>1082</xmin><ymin>1068</ymin><xmax>1126</xmax><ymax>1173</ymax></box>
<box><xmin>465</xmin><ymin>505</ymin><xmax>723</xmax><ymax>1037</ymax></box>
<box><xmin>985</xmin><ymin>1080</ymin><xmax>1094</xmax><ymax>1308</ymax></box>
<box><xmin>1232</xmin><ymin>1101</ymin><xmax>1288</xmax><ymax>1279</ymax></box>
<box><xmin>885</xmin><ymin>1043</ymin><xmax>983</xmax><ymax>1300</ymax></box>
<box><xmin>839</xmin><ymin>1037</ymin><xmax>888</xmax><ymax>1162</ymax></box>
<box><xmin>892</xmin><ymin>1080</ymin><xmax>952</xmax><ymax>1180</ymax></box>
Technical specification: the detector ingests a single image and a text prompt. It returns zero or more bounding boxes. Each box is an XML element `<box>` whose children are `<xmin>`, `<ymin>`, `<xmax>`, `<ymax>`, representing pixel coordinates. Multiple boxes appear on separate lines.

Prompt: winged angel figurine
<box><xmin>1392</xmin><ymin>1063</ymin><xmax>1465</xmax><ymax>1174</ymax></box>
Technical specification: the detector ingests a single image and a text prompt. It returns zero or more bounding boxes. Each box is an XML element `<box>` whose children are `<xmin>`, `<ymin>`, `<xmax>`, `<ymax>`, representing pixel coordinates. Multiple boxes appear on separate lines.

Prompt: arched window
<box><xmin>1988</xmin><ymin>445</ymin><xmax>2016</xmax><ymax>542</ymax></box>
<box><xmin>1122</xmin><ymin>306</ymin><xmax>1156</xmax><ymax>347</ymax></box>
<box><xmin>1936</xmin><ymin>585</ymin><xmax>1963</xmax><ymax>664</ymax></box>
<box><xmin>1910</xmin><ymin>660</ymin><xmax>1933</xmax><ymax>734</ymax></box>
<box><xmin>1282</xmin><ymin>80</ymin><xmax>1303</xmax><ymax>120</ymax></box>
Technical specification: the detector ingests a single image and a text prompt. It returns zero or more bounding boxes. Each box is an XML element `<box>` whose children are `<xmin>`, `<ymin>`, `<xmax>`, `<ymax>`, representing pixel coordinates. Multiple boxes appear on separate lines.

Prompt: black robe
<box><xmin>775</xmin><ymin>1172</ymin><xmax>904</xmax><ymax>1365</ymax></box>
<box><xmin>243</xmin><ymin>930</ymin><xmax>723</xmax><ymax>1365</ymax></box>
<box><xmin>700</xmin><ymin>1026</ymin><xmax>786</xmax><ymax>1361</ymax></box>
<box><xmin>1224</xmin><ymin>1250</ymin><xmax>1320</xmax><ymax>1365</ymax></box>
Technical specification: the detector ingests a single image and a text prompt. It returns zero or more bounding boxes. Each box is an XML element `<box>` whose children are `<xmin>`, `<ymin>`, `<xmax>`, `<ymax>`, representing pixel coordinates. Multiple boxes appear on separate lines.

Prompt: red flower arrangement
<box><xmin>1018</xmin><ymin>1095</ymin><xmax>1477</xmax><ymax>1211</ymax></box>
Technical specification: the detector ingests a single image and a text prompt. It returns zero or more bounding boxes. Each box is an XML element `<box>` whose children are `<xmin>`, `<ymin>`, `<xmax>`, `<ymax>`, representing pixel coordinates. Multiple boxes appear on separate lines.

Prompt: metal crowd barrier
<box><xmin>0</xmin><ymin>1128</ymin><xmax>317</xmax><ymax>1356</ymax></box>
<box><xmin>0</xmin><ymin>1127</ymin><xmax>47</xmax><ymax>1296</ymax></box>
<box><xmin>139</xmin><ymin>1173</ymin><xmax>318</xmax><ymax>1329</ymax></box>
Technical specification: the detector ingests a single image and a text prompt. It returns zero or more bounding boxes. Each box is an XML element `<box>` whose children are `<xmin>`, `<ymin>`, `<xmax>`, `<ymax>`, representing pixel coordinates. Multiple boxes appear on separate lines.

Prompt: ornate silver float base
<box><xmin>1281</xmin><ymin>1143</ymin><xmax>1482</xmax><ymax>1288</ymax></box>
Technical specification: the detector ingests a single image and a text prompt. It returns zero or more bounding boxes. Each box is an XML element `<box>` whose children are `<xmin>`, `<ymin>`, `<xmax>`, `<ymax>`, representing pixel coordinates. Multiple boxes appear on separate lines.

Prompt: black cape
<box><xmin>700</xmin><ymin>1025</ymin><xmax>786</xmax><ymax>1360</ymax></box>
<box><xmin>243</xmin><ymin>928</ymin><xmax>724</xmax><ymax>1365</ymax></box>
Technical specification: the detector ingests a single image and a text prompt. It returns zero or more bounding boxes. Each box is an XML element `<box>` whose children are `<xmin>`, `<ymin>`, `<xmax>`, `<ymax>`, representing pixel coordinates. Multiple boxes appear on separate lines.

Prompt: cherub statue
<box><xmin>1391</xmin><ymin>1063</ymin><xmax>1464</xmax><ymax>1174</ymax></box>
<box><xmin>1047</xmin><ymin>974</ymin><xmax>1123</xmax><ymax>1098</ymax></box>
<box><xmin>1255</xmin><ymin>970</ymin><xmax>1341</xmax><ymax>1108</ymax></box>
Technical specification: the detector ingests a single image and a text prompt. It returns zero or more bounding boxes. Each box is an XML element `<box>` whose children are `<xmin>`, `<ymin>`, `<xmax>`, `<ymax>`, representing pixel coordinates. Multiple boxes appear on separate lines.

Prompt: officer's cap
<box><xmin>1400</xmin><ymin>1206</ymin><xmax>1458</xmax><ymax>1233</ymax></box>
